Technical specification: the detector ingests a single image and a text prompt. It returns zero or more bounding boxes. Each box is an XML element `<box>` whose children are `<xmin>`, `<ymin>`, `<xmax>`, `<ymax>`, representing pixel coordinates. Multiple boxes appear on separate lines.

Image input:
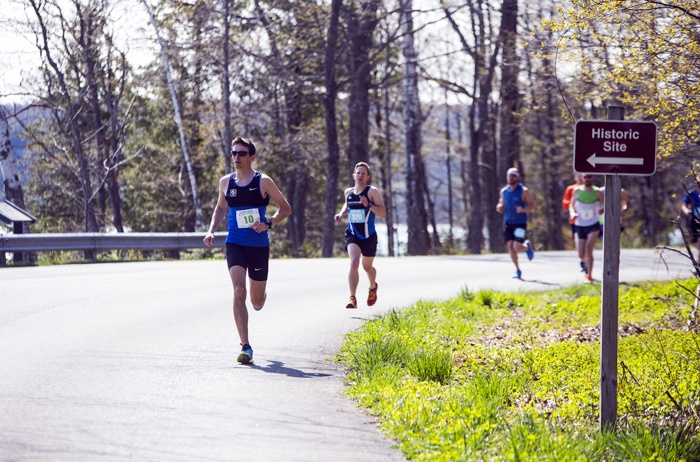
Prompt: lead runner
<box><xmin>203</xmin><ymin>136</ymin><xmax>292</xmax><ymax>364</ymax></box>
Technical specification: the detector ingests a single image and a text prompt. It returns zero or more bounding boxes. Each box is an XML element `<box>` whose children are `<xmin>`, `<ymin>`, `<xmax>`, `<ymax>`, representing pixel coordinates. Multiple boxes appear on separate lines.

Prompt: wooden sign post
<box><xmin>574</xmin><ymin>105</ymin><xmax>658</xmax><ymax>431</ymax></box>
<box><xmin>599</xmin><ymin>105</ymin><xmax>623</xmax><ymax>430</ymax></box>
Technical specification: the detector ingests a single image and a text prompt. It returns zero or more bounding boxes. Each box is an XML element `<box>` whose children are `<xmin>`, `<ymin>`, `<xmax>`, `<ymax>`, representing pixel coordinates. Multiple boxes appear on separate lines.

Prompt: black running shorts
<box><xmin>576</xmin><ymin>223</ymin><xmax>600</xmax><ymax>240</ymax></box>
<box><xmin>225</xmin><ymin>243</ymin><xmax>270</xmax><ymax>281</ymax></box>
<box><xmin>344</xmin><ymin>230</ymin><xmax>378</xmax><ymax>257</ymax></box>
<box><xmin>503</xmin><ymin>223</ymin><xmax>527</xmax><ymax>243</ymax></box>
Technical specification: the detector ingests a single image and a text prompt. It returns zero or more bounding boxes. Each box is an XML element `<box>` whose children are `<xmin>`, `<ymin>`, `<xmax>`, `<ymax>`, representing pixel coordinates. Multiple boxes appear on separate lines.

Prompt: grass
<box><xmin>337</xmin><ymin>279</ymin><xmax>700</xmax><ymax>461</ymax></box>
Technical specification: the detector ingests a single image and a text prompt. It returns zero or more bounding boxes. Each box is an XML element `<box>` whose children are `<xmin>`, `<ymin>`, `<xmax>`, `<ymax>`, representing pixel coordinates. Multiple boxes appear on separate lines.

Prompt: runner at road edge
<box><xmin>334</xmin><ymin>161</ymin><xmax>386</xmax><ymax>309</ymax></box>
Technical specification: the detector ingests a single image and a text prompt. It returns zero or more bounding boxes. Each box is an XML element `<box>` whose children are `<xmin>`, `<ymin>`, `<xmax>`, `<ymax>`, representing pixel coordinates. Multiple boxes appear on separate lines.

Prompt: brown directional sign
<box><xmin>574</xmin><ymin>120</ymin><xmax>657</xmax><ymax>175</ymax></box>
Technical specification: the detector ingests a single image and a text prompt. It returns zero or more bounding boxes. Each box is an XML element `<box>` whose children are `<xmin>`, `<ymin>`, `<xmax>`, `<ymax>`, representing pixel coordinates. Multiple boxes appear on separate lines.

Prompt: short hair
<box><xmin>354</xmin><ymin>161</ymin><xmax>371</xmax><ymax>176</ymax></box>
<box><xmin>231</xmin><ymin>136</ymin><xmax>256</xmax><ymax>156</ymax></box>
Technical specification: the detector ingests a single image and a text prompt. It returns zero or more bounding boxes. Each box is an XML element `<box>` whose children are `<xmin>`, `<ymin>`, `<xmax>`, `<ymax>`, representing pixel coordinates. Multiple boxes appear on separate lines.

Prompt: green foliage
<box><xmin>339</xmin><ymin>280</ymin><xmax>700</xmax><ymax>461</ymax></box>
<box><xmin>543</xmin><ymin>1</ymin><xmax>700</xmax><ymax>163</ymax></box>
<box><xmin>407</xmin><ymin>347</ymin><xmax>453</xmax><ymax>384</ymax></box>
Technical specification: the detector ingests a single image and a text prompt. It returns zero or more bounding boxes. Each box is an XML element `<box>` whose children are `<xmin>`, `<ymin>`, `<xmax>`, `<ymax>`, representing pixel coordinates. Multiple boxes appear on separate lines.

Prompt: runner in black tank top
<box><xmin>334</xmin><ymin>162</ymin><xmax>387</xmax><ymax>309</ymax></box>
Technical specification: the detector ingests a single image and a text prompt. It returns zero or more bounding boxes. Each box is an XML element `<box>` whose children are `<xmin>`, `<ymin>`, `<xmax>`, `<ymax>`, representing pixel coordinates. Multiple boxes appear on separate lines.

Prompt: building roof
<box><xmin>0</xmin><ymin>199</ymin><xmax>36</xmax><ymax>224</ymax></box>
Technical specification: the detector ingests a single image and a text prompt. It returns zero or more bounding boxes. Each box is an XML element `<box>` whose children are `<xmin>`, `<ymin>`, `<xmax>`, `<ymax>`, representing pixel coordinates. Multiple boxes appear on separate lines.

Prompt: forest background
<box><xmin>0</xmin><ymin>0</ymin><xmax>698</xmax><ymax>260</ymax></box>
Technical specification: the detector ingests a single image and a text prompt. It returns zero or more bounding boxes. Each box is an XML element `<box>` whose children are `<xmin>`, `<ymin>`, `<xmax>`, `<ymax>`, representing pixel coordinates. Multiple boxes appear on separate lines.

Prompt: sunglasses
<box><xmin>583</xmin><ymin>175</ymin><xmax>593</xmax><ymax>179</ymax></box>
<box><xmin>231</xmin><ymin>151</ymin><xmax>250</xmax><ymax>157</ymax></box>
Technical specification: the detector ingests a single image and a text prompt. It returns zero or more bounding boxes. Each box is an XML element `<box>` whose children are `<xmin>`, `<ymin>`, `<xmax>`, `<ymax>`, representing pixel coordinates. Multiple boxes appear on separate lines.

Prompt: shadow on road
<box><xmin>521</xmin><ymin>278</ymin><xmax>560</xmax><ymax>286</ymax></box>
<box><xmin>250</xmin><ymin>360</ymin><xmax>332</xmax><ymax>379</ymax></box>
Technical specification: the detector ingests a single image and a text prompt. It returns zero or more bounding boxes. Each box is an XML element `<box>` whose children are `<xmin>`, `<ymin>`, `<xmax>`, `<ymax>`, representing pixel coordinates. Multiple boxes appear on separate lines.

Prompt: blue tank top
<box><xmin>502</xmin><ymin>183</ymin><xmax>527</xmax><ymax>225</ymax></box>
<box><xmin>684</xmin><ymin>190</ymin><xmax>700</xmax><ymax>218</ymax></box>
<box><xmin>225</xmin><ymin>171</ymin><xmax>271</xmax><ymax>247</ymax></box>
<box><xmin>346</xmin><ymin>186</ymin><xmax>376</xmax><ymax>239</ymax></box>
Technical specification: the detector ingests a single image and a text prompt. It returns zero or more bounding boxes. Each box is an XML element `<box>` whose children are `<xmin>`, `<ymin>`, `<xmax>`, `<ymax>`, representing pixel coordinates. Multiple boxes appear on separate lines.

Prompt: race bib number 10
<box><xmin>348</xmin><ymin>209</ymin><xmax>366</xmax><ymax>223</ymax></box>
<box><xmin>236</xmin><ymin>208</ymin><xmax>261</xmax><ymax>228</ymax></box>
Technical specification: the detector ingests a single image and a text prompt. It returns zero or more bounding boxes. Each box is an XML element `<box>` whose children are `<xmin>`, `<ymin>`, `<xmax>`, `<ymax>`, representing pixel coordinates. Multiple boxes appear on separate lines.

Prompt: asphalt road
<box><xmin>0</xmin><ymin>248</ymin><xmax>694</xmax><ymax>461</ymax></box>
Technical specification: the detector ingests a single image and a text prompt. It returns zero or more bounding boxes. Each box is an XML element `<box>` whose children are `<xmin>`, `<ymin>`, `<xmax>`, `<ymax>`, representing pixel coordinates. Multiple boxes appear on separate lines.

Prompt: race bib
<box><xmin>514</xmin><ymin>227</ymin><xmax>526</xmax><ymax>239</ymax></box>
<box><xmin>236</xmin><ymin>208</ymin><xmax>260</xmax><ymax>228</ymax></box>
<box><xmin>348</xmin><ymin>208</ymin><xmax>366</xmax><ymax>223</ymax></box>
<box><xmin>580</xmin><ymin>209</ymin><xmax>595</xmax><ymax>220</ymax></box>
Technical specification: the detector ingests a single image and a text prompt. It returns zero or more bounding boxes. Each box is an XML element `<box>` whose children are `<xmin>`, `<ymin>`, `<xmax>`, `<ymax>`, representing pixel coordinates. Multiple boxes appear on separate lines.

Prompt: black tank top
<box><xmin>225</xmin><ymin>171</ymin><xmax>270</xmax><ymax>208</ymax></box>
<box><xmin>346</xmin><ymin>186</ymin><xmax>374</xmax><ymax>238</ymax></box>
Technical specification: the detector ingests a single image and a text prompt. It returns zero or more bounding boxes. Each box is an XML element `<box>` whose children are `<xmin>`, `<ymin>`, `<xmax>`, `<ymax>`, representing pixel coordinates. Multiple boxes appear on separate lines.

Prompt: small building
<box><xmin>0</xmin><ymin>199</ymin><xmax>36</xmax><ymax>264</ymax></box>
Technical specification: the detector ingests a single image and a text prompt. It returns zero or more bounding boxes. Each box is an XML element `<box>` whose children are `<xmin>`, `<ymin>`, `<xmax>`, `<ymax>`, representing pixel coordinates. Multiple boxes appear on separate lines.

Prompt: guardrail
<box><xmin>0</xmin><ymin>232</ymin><xmax>228</xmax><ymax>252</ymax></box>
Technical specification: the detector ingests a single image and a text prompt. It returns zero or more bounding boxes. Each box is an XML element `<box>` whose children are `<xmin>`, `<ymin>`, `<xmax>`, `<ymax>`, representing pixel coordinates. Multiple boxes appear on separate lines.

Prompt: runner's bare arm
<box><xmin>361</xmin><ymin>187</ymin><xmax>386</xmax><ymax>218</ymax></box>
<box><xmin>259</xmin><ymin>175</ymin><xmax>292</xmax><ymax>230</ymax></box>
<box><xmin>569</xmin><ymin>189</ymin><xmax>579</xmax><ymax>220</ymax></box>
<box><xmin>520</xmin><ymin>189</ymin><xmax>536</xmax><ymax>213</ymax></box>
<box><xmin>334</xmin><ymin>188</ymin><xmax>352</xmax><ymax>224</ymax></box>
<box><xmin>496</xmin><ymin>189</ymin><xmax>505</xmax><ymax>213</ymax></box>
<box><xmin>203</xmin><ymin>176</ymin><xmax>230</xmax><ymax>246</ymax></box>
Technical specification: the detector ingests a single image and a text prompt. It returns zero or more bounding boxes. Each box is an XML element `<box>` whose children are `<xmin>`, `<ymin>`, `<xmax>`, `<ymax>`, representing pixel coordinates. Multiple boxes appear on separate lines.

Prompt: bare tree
<box><xmin>141</xmin><ymin>0</ymin><xmax>203</xmax><ymax>231</ymax></box>
<box><xmin>28</xmin><ymin>0</ymin><xmax>100</xmax><ymax>241</ymax></box>
<box><xmin>443</xmin><ymin>0</ymin><xmax>501</xmax><ymax>254</ymax></box>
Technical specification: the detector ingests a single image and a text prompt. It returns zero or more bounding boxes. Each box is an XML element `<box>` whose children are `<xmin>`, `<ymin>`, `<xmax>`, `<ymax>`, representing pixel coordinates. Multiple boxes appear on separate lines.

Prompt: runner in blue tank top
<box><xmin>681</xmin><ymin>174</ymin><xmax>700</xmax><ymax>261</ymax></box>
<box><xmin>496</xmin><ymin>167</ymin><xmax>536</xmax><ymax>279</ymax></box>
<box><xmin>203</xmin><ymin>136</ymin><xmax>292</xmax><ymax>365</ymax></box>
<box><xmin>334</xmin><ymin>162</ymin><xmax>386</xmax><ymax>309</ymax></box>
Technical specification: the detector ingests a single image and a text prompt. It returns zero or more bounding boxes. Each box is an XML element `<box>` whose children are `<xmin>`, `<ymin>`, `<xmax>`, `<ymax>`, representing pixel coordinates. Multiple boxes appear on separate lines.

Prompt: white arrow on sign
<box><xmin>587</xmin><ymin>153</ymin><xmax>644</xmax><ymax>167</ymax></box>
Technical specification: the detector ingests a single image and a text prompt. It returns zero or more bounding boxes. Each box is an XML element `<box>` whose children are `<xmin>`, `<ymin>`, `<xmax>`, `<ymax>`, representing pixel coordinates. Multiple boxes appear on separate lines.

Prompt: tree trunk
<box><xmin>467</xmin><ymin>103</ymin><xmax>483</xmax><ymax>254</ymax></box>
<box><xmin>343</xmin><ymin>0</ymin><xmax>380</xmax><ymax>174</ymax></box>
<box><xmin>400</xmin><ymin>0</ymin><xmax>430</xmax><ymax>255</ymax></box>
<box><xmin>445</xmin><ymin>97</ymin><xmax>454</xmax><ymax>249</ymax></box>
<box><xmin>79</xmin><ymin>2</ymin><xmax>111</xmax><ymax>231</ymax></box>
<box><xmin>284</xmin><ymin>87</ymin><xmax>308</xmax><ymax>256</ymax></box>
<box><xmin>541</xmin><ymin>54</ymin><xmax>564</xmax><ymax>250</ymax></box>
<box><xmin>498</xmin><ymin>0</ymin><xmax>520</xmax><ymax>178</ymax></box>
<box><xmin>142</xmin><ymin>0</ymin><xmax>203</xmax><ymax>231</ymax></box>
<box><xmin>103</xmin><ymin>47</ymin><xmax>127</xmax><ymax>233</ymax></box>
<box><xmin>222</xmin><ymin>0</ymin><xmax>232</xmax><ymax>174</ymax></box>
<box><xmin>495</xmin><ymin>0</ymin><xmax>520</xmax><ymax>252</ymax></box>
<box><xmin>321</xmin><ymin>0</ymin><xmax>342</xmax><ymax>258</ymax></box>
<box><xmin>483</xmin><ymin>110</ymin><xmax>501</xmax><ymax>253</ymax></box>
<box><xmin>457</xmin><ymin>112</ymin><xmax>471</xmax><ymax>249</ymax></box>
<box><xmin>382</xmin><ymin>40</ymin><xmax>396</xmax><ymax>257</ymax></box>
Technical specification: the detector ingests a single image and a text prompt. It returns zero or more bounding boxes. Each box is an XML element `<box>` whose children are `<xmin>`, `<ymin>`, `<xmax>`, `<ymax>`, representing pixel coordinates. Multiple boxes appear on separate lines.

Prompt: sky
<box><xmin>0</xmin><ymin>0</ymin><xmax>154</xmax><ymax>105</ymax></box>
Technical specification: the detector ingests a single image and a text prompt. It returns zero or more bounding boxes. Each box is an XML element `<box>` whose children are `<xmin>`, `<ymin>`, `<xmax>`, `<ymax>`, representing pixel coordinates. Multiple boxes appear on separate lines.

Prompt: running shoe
<box><xmin>585</xmin><ymin>274</ymin><xmax>592</xmax><ymax>283</ymax></box>
<box><xmin>525</xmin><ymin>240</ymin><xmax>534</xmax><ymax>261</ymax></box>
<box><xmin>237</xmin><ymin>343</ymin><xmax>253</xmax><ymax>364</ymax></box>
<box><xmin>580</xmin><ymin>260</ymin><xmax>588</xmax><ymax>273</ymax></box>
<box><xmin>253</xmin><ymin>292</ymin><xmax>267</xmax><ymax>311</ymax></box>
<box><xmin>367</xmin><ymin>284</ymin><xmax>378</xmax><ymax>306</ymax></box>
<box><xmin>513</xmin><ymin>269</ymin><xmax>522</xmax><ymax>279</ymax></box>
<box><xmin>346</xmin><ymin>295</ymin><xmax>357</xmax><ymax>309</ymax></box>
